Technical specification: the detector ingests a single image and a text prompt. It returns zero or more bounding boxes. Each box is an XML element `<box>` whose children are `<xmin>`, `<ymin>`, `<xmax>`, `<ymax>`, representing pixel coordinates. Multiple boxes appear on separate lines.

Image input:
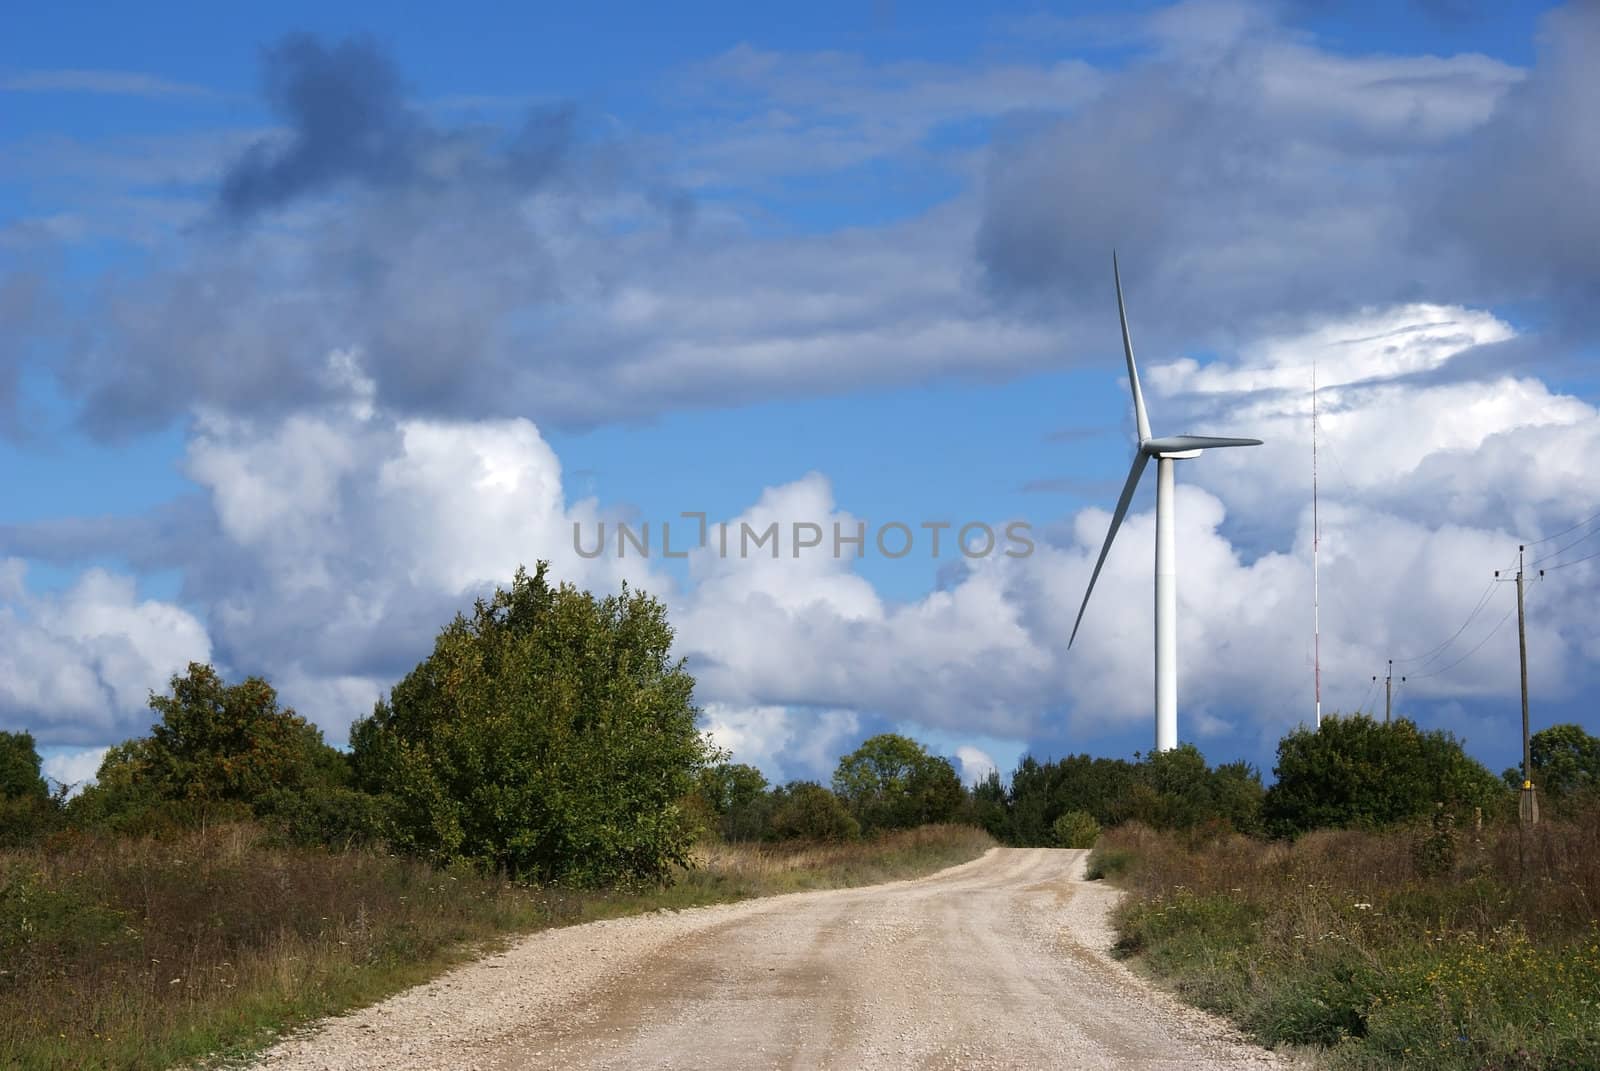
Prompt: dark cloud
<box><xmin>974</xmin><ymin>4</ymin><xmax>1599</xmax><ymax>358</ymax></box>
<box><xmin>0</xmin><ymin>230</ymin><xmax>65</xmax><ymax>440</ymax></box>
<box><xmin>28</xmin><ymin>13</ymin><xmax>1596</xmax><ymax>445</ymax></box>
<box><xmin>1415</xmin><ymin>3</ymin><xmax>1600</xmax><ymax>315</ymax></box>
<box><xmin>0</xmin><ymin>270</ymin><xmax>45</xmax><ymax>428</ymax></box>
<box><xmin>220</xmin><ymin>35</ymin><xmax>421</xmax><ymax>217</ymax></box>
<box><xmin>218</xmin><ymin>34</ymin><xmax>588</xmax><ymax>219</ymax></box>
<box><xmin>0</xmin><ymin>503</ymin><xmax>205</xmax><ymax>572</ymax></box>
<box><xmin>53</xmin><ymin>33</ymin><xmax>695</xmax><ymax>439</ymax></box>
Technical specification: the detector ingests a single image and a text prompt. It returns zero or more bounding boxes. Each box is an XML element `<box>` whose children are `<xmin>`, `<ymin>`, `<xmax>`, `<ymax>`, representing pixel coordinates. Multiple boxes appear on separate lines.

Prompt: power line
<box><xmin>1391</xmin><ymin>578</ymin><xmax>1497</xmax><ymax>667</ymax></box>
<box><xmin>1545</xmin><ymin>546</ymin><xmax>1600</xmax><ymax>573</ymax></box>
<box><xmin>1352</xmin><ymin>674</ymin><xmax>1377</xmax><ymax>716</ymax></box>
<box><xmin>1406</xmin><ymin>600</ymin><xmax>1517</xmax><ymax>682</ymax></box>
<box><xmin>1528</xmin><ymin>523</ymin><xmax>1600</xmax><ymax>567</ymax></box>
<box><xmin>1523</xmin><ymin>506</ymin><xmax>1600</xmax><ymax>547</ymax></box>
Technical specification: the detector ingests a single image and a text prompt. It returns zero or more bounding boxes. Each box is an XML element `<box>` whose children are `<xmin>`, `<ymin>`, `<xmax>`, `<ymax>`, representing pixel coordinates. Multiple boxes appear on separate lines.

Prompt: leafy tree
<box><xmin>832</xmin><ymin>733</ymin><xmax>964</xmax><ymax>832</ymax></box>
<box><xmin>145</xmin><ymin>664</ymin><xmax>341</xmax><ymax>806</ymax></box>
<box><xmin>1264</xmin><ymin>714</ymin><xmax>1507</xmax><ymax>837</ymax></box>
<box><xmin>1209</xmin><ymin>760</ymin><xmax>1268</xmax><ymax>836</ymax></box>
<box><xmin>0</xmin><ymin>730</ymin><xmax>60</xmax><ymax>846</ymax></box>
<box><xmin>68</xmin><ymin>664</ymin><xmax>352</xmax><ymax>836</ymax></box>
<box><xmin>0</xmin><ymin>731</ymin><xmax>47</xmax><ymax>800</ymax></box>
<box><xmin>767</xmin><ymin>781</ymin><xmax>859</xmax><ymax>841</ymax></box>
<box><xmin>351</xmin><ymin>563</ymin><xmax>713</xmax><ymax>885</ymax></box>
<box><xmin>1503</xmin><ymin>723</ymin><xmax>1600</xmax><ymax>802</ymax></box>
<box><xmin>696</xmin><ymin>762</ymin><xmax>772</xmax><ymax>841</ymax></box>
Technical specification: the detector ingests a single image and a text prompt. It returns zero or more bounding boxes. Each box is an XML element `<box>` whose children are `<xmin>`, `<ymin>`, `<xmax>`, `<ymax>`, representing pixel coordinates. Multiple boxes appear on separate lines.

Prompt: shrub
<box><xmin>994</xmin><ymin>746</ymin><xmax>1265</xmax><ymax>845</ymax></box>
<box><xmin>260</xmin><ymin>785</ymin><xmax>390</xmax><ymax>849</ymax></box>
<box><xmin>767</xmin><ymin>782</ymin><xmax>860</xmax><ymax>842</ymax></box>
<box><xmin>62</xmin><ymin>666</ymin><xmax>353</xmax><ymax>838</ymax></box>
<box><xmin>351</xmin><ymin>563</ymin><xmax>714</xmax><ymax>885</ymax></box>
<box><xmin>1052</xmin><ymin>810</ymin><xmax>1101</xmax><ymax>848</ymax></box>
<box><xmin>1263</xmin><ymin>714</ymin><xmax>1507</xmax><ymax>837</ymax></box>
<box><xmin>1085</xmin><ymin>846</ymin><xmax>1135</xmax><ymax>881</ymax></box>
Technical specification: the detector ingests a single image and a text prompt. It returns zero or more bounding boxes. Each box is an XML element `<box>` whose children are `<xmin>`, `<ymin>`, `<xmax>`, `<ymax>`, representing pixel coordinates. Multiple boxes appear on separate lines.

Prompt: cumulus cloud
<box><xmin>1149</xmin><ymin>303</ymin><xmax>1600</xmax><ymax>541</ymax></box>
<box><xmin>0</xmin><ymin>561</ymin><xmax>210</xmax><ymax>745</ymax></box>
<box><xmin>12</xmin><ymin>299</ymin><xmax>1597</xmax><ymax>767</ymax></box>
<box><xmin>700</xmin><ymin>703</ymin><xmax>861</xmax><ymax>785</ymax></box>
<box><xmin>41</xmin><ymin>746</ymin><xmax>108</xmax><ymax>793</ymax></box>
<box><xmin>954</xmin><ymin>745</ymin><xmax>998</xmax><ymax>785</ymax></box>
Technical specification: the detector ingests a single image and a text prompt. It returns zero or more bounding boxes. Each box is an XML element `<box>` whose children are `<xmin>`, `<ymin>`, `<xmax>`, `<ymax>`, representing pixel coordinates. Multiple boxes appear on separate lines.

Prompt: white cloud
<box><xmin>700</xmin><ymin>702</ymin><xmax>860</xmax><ymax>785</ymax></box>
<box><xmin>41</xmin><ymin>746</ymin><xmax>108</xmax><ymax>794</ymax></box>
<box><xmin>954</xmin><ymin>745</ymin><xmax>998</xmax><ymax>785</ymax></box>
<box><xmin>6</xmin><ymin>303</ymin><xmax>1597</xmax><ymax>769</ymax></box>
<box><xmin>0</xmin><ymin>563</ymin><xmax>210</xmax><ymax>744</ymax></box>
<box><xmin>0</xmin><ymin>69</ymin><xmax>214</xmax><ymax>98</ymax></box>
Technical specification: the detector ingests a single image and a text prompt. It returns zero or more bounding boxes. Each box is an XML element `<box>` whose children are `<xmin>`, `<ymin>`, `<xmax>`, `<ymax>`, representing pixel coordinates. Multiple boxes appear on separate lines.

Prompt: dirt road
<box><xmin>252</xmin><ymin>848</ymin><xmax>1284</xmax><ymax>1070</ymax></box>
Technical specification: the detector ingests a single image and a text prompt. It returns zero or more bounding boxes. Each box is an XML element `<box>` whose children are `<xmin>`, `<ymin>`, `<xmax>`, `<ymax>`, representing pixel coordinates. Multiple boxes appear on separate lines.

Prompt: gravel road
<box><xmin>250</xmin><ymin>848</ymin><xmax>1286</xmax><ymax>1070</ymax></box>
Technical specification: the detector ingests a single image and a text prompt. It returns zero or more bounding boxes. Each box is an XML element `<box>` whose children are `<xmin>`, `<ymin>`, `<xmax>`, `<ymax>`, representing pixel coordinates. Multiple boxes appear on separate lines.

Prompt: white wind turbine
<box><xmin>1069</xmin><ymin>255</ymin><xmax>1264</xmax><ymax>752</ymax></box>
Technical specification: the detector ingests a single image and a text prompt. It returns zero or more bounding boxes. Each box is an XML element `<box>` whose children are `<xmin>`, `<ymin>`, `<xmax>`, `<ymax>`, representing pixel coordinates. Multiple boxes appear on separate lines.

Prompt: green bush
<box><xmin>1263</xmin><ymin>714</ymin><xmax>1507</xmax><ymax>837</ymax></box>
<box><xmin>0</xmin><ymin>731</ymin><xmax>48</xmax><ymax>801</ymax></box>
<box><xmin>350</xmin><ymin>563</ymin><xmax>714</xmax><ymax>885</ymax></box>
<box><xmin>767</xmin><ymin>782</ymin><xmax>859</xmax><ymax>842</ymax></box>
<box><xmin>994</xmin><ymin>746</ymin><xmax>1265</xmax><ymax>846</ymax></box>
<box><xmin>1505</xmin><ymin>723</ymin><xmax>1600</xmax><ymax>809</ymax></box>
<box><xmin>261</xmin><ymin>785</ymin><xmax>390</xmax><ymax>849</ymax></box>
<box><xmin>1085</xmin><ymin>846</ymin><xmax>1134</xmax><ymax>881</ymax></box>
<box><xmin>1051</xmin><ymin>810</ymin><xmax>1101</xmax><ymax>848</ymax></box>
<box><xmin>62</xmin><ymin>666</ymin><xmax>354</xmax><ymax>840</ymax></box>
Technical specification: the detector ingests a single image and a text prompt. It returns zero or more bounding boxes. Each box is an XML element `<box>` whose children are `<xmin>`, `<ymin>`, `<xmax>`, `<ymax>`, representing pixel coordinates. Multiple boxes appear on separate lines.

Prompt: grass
<box><xmin>1089</xmin><ymin>807</ymin><xmax>1600</xmax><ymax>1069</ymax></box>
<box><xmin>0</xmin><ymin>822</ymin><xmax>993</xmax><ymax>1071</ymax></box>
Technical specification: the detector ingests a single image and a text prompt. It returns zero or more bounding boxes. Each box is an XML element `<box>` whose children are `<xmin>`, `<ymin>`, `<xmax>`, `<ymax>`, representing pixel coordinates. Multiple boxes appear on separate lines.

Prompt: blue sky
<box><xmin>3</xmin><ymin>0</ymin><xmax>1597</xmax><ymax>791</ymax></box>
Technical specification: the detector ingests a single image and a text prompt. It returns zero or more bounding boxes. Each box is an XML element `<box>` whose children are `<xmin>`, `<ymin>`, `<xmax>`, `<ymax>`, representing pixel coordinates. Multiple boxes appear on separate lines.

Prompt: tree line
<box><xmin>5</xmin><ymin>563</ymin><xmax>1596</xmax><ymax>879</ymax></box>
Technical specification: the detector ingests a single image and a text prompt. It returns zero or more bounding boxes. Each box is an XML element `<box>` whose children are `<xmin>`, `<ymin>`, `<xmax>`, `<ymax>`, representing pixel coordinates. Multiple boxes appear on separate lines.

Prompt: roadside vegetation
<box><xmin>0</xmin><ymin>821</ymin><xmax>990</xmax><ymax>1071</ymax></box>
<box><xmin>1089</xmin><ymin>717</ymin><xmax>1600</xmax><ymax>1070</ymax></box>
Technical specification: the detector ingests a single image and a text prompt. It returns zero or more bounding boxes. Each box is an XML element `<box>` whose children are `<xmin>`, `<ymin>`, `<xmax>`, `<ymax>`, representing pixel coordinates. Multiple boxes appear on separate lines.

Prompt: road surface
<box><xmin>252</xmin><ymin>848</ymin><xmax>1285</xmax><ymax>1070</ymax></box>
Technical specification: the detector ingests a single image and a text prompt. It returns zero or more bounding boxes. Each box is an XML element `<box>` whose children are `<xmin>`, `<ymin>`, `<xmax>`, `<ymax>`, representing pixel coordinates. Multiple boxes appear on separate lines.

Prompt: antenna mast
<box><xmin>1313</xmin><ymin>356</ymin><xmax>1322</xmax><ymax>727</ymax></box>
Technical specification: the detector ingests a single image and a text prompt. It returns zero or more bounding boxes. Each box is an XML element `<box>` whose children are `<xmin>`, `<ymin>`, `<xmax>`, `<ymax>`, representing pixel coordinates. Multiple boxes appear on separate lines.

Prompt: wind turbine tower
<box><xmin>1069</xmin><ymin>255</ymin><xmax>1265</xmax><ymax>752</ymax></box>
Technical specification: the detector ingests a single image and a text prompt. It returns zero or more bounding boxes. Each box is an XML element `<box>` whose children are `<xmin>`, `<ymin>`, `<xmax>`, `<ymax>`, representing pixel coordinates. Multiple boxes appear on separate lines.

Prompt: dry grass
<box><xmin>689</xmin><ymin>824</ymin><xmax>994</xmax><ymax>888</ymax></box>
<box><xmin>1092</xmin><ymin>806</ymin><xmax>1600</xmax><ymax>1069</ymax></box>
<box><xmin>0</xmin><ymin>822</ymin><xmax>992</xmax><ymax>1071</ymax></box>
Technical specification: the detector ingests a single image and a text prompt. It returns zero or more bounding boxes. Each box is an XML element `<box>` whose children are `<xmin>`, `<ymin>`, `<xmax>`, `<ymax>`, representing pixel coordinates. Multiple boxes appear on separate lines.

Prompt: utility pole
<box><xmin>1496</xmin><ymin>546</ymin><xmax>1542</xmax><ymax>827</ymax></box>
<box><xmin>1381</xmin><ymin>660</ymin><xmax>1404</xmax><ymax>723</ymax></box>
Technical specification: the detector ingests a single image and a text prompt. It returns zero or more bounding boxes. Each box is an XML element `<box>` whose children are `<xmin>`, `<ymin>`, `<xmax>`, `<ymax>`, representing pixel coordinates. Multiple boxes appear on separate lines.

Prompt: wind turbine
<box><xmin>1069</xmin><ymin>255</ymin><xmax>1263</xmax><ymax>752</ymax></box>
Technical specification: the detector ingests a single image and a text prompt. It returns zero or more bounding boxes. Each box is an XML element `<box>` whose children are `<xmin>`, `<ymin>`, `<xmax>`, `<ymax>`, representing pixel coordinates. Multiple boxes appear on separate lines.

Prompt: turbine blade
<box><xmin>1113</xmin><ymin>252</ymin><xmax>1152</xmax><ymax>444</ymax></box>
<box><xmin>1142</xmin><ymin>434</ymin><xmax>1264</xmax><ymax>453</ymax></box>
<box><xmin>1069</xmin><ymin>451</ymin><xmax>1150</xmax><ymax>648</ymax></box>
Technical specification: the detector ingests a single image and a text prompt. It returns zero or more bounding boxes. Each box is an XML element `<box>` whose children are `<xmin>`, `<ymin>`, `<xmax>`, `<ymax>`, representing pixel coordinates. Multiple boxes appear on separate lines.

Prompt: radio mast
<box><xmin>1313</xmin><ymin>357</ymin><xmax>1322</xmax><ymax>727</ymax></box>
